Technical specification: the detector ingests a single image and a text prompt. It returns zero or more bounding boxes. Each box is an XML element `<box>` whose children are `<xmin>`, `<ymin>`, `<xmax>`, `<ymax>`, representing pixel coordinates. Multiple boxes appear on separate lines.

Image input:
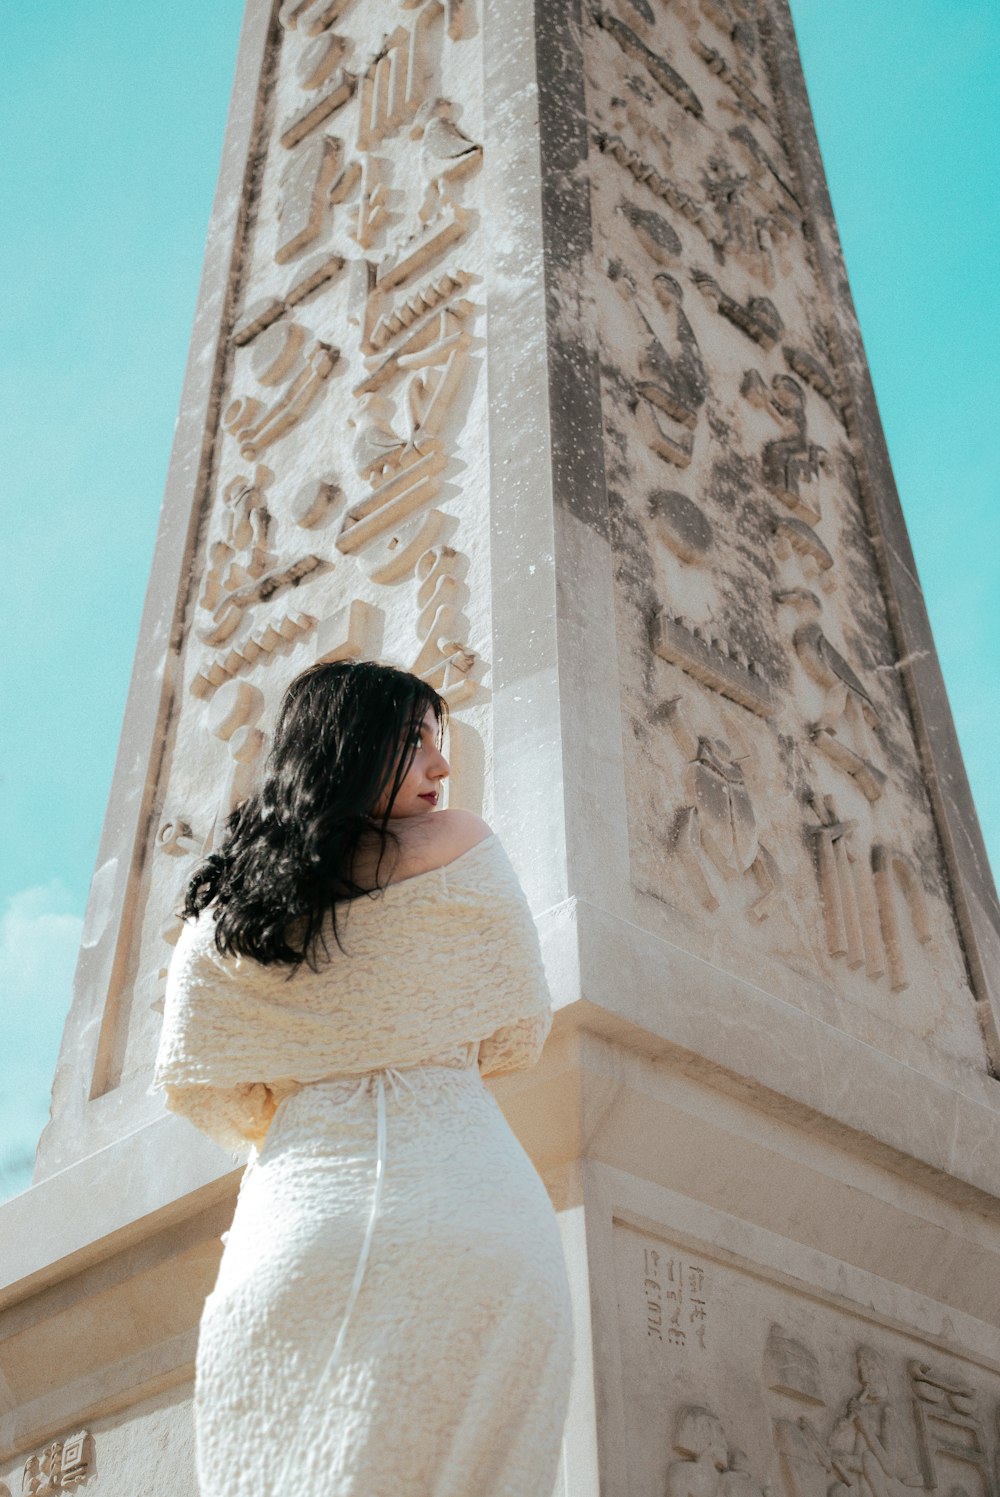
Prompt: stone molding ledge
<box><xmin>538</xmin><ymin>897</ymin><xmax>1000</xmax><ymax>1213</ymax></box>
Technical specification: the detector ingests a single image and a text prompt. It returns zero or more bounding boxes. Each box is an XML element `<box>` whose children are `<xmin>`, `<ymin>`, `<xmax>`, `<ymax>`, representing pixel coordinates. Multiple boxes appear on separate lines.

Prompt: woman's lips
<box><xmin>419</xmin><ymin>792</ymin><xmax>438</xmax><ymax>803</ymax></box>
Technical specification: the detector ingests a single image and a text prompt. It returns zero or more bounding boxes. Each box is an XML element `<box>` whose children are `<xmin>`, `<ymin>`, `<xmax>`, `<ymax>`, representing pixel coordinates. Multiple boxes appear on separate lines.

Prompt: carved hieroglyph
<box><xmin>614</xmin><ymin>1222</ymin><xmax>1000</xmax><ymax>1497</ymax></box>
<box><xmin>87</xmin><ymin>0</ymin><xmax>489</xmax><ymax>1097</ymax></box>
<box><xmin>586</xmin><ymin>0</ymin><xmax>984</xmax><ymax>1067</ymax></box>
<box><xmin>18</xmin><ymin>1433</ymin><xmax>92</xmax><ymax>1496</ymax></box>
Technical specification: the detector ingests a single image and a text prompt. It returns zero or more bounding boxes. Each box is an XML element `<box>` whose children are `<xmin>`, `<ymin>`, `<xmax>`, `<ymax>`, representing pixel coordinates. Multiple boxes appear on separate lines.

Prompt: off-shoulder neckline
<box><xmin>191</xmin><ymin>833</ymin><xmax>500</xmax><ymax>939</ymax></box>
<box><xmin>372</xmin><ymin>830</ymin><xmax>497</xmax><ymax>894</ymax></box>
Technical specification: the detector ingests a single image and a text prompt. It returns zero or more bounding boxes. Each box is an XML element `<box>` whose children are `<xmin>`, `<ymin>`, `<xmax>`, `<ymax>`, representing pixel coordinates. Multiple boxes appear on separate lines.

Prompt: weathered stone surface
<box><xmin>2</xmin><ymin>1</ymin><xmax>998</xmax><ymax>1493</ymax></box>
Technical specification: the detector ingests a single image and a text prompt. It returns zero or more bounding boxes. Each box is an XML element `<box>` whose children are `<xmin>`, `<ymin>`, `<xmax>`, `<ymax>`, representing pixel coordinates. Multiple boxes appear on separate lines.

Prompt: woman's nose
<box><xmin>432</xmin><ymin>751</ymin><xmax>449</xmax><ymax>778</ymax></box>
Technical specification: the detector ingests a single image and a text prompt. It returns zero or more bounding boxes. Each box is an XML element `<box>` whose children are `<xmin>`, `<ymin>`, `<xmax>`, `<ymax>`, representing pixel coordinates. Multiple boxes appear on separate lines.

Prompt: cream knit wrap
<box><xmin>152</xmin><ymin>833</ymin><xmax>553</xmax><ymax>1150</ymax></box>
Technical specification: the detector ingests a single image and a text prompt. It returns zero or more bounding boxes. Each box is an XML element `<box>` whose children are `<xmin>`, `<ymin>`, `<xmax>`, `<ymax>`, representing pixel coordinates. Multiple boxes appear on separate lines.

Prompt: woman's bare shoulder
<box><xmin>388</xmin><ymin>808</ymin><xmax>493</xmax><ymax>881</ymax></box>
<box><xmin>428</xmin><ymin>808</ymin><xmax>493</xmax><ymax>858</ymax></box>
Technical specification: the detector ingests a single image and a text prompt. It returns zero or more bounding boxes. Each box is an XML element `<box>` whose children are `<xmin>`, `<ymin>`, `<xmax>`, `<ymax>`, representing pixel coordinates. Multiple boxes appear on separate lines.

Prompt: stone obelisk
<box><xmin>3</xmin><ymin>1</ymin><xmax>999</xmax><ymax>1493</ymax></box>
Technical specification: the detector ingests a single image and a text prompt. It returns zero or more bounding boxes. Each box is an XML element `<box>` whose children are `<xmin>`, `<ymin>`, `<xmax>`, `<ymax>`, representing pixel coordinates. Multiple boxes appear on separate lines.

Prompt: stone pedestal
<box><xmin>3</xmin><ymin>2</ymin><xmax>999</xmax><ymax>1493</ymax></box>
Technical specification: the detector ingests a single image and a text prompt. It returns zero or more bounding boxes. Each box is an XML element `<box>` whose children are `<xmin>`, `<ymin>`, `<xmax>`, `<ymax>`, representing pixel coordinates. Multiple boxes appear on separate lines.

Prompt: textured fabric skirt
<box><xmin>193</xmin><ymin>1054</ymin><xmax>574</xmax><ymax>1497</ymax></box>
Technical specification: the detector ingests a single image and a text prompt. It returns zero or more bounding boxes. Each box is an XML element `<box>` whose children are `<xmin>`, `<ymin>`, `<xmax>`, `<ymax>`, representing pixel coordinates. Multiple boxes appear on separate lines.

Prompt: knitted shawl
<box><xmin>151</xmin><ymin>833</ymin><xmax>552</xmax><ymax>1150</ymax></box>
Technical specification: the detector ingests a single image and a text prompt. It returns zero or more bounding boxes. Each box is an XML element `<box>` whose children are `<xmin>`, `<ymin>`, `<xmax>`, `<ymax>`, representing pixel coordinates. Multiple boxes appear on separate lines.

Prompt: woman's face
<box><xmin>372</xmin><ymin>707</ymin><xmax>449</xmax><ymax>819</ymax></box>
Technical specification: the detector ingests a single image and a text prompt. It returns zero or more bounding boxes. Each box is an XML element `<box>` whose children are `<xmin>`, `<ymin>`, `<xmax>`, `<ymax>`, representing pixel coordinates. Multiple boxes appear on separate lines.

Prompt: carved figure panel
<box><xmin>583</xmin><ymin>0</ymin><xmax>981</xmax><ymax>1071</ymax></box>
<box><xmin>612</xmin><ymin>1223</ymin><xmax>1000</xmax><ymax>1497</ymax></box>
<box><xmin>56</xmin><ymin>0</ymin><xmax>496</xmax><ymax>1123</ymax></box>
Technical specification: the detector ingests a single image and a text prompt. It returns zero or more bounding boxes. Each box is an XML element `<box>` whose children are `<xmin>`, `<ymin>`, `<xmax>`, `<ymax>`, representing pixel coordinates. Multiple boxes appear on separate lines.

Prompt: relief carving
<box><xmin>772</xmin><ymin>517</ymin><xmax>834</xmax><ymax>591</ymax></box>
<box><xmin>606</xmin><ymin>92</ymin><xmax>676</xmax><ymax>178</ymax></box>
<box><xmin>355</xmin><ymin>2</ymin><xmax>442</xmax><ymax>152</ymax></box>
<box><xmin>191</xmin><ymin>607</ymin><xmax>319</xmax><ymax>698</ymax></box>
<box><xmin>409</xmin><ymin>543</ymin><xmax>478</xmax><ymax>703</ymax></box>
<box><xmin>365</xmin><ymin>268</ymin><xmax>472</xmax><ymax>354</ymax></box>
<box><xmin>610</xmin><ymin>263</ymin><xmax>707</xmax><ymax>470</ymax></box>
<box><xmin>597</xmin><ymin>126</ymin><xmax>792</xmax><ymax>288</ymax></box>
<box><xmin>653</xmin><ymin>614</ymin><xmax>775</xmax><ymax>718</ymax></box>
<box><xmin>741</xmin><ymin>371</ymin><xmax>827</xmax><ymax>524</ymax></box>
<box><xmin>827</xmin><ymin>1346</ymin><xmax>924</xmax><ymax>1497</ymax></box>
<box><xmin>21</xmin><ymin>1433</ymin><xmax>92</xmax><ymax>1495</ymax></box>
<box><xmin>620</xmin><ymin>200</ymin><xmax>683</xmax><ymax>265</ymax></box>
<box><xmin>198</xmin><ymin>468</ymin><xmax>274</xmax><ymax>631</ymax></box>
<box><xmin>278</xmin><ymin>0</ymin><xmax>353</xmax><ymax>33</ymax></box>
<box><xmin>205</xmin><ymin>680</ymin><xmax>268</xmax><ymax>846</ymax></box>
<box><xmin>191</xmin><ymin>463</ymin><xmax>328</xmax><ymax>698</ymax></box>
<box><xmin>148</xmin><ymin>686</ymin><xmax>270</xmax><ymax>1001</ymax></box>
<box><xmin>591</xmin><ymin>8</ymin><xmax>704</xmax><ymax>118</ymax></box>
<box><xmin>777</xmin><ymin>589</ymin><xmax>886</xmax><ymax>804</ymax></box>
<box><xmin>809</xmin><ymin>797</ymin><xmax>885</xmax><ymax>980</ymax></box>
<box><xmin>281</xmin><ymin>32</ymin><xmax>356</xmax><ymax>148</ymax></box>
<box><xmin>190</xmin><ymin>467</ymin><xmax>324</xmax><ymax>700</ymax></box>
<box><xmin>233</xmin><ymin>252</ymin><xmax>347</xmax><ymax>347</ymax></box>
<box><xmin>783</xmin><ymin>345</ymin><xmax>842</xmax><ymax>418</ymax></box>
<box><xmin>692</xmin><ymin>269</ymin><xmax>783</xmax><ymax>349</ymax></box>
<box><xmin>668</xmin><ymin>1407</ymin><xmax>766</xmax><ymax>1497</ymax></box>
<box><xmin>354</xmin><ymin>506</ymin><xmax>448</xmax><ymax>584</ymax></box>
<box><xmin>693</xmin><ymin>37</ymin><xmax>769</xmax><ymax>123</ymax></box>
<box><xmin>411</xmin><ymin>97</ymin><xmax>482</xmax><ymax>223</ymax></box>
<box><xmin>289</xmin><ymin>474</ymin><xmax>343</xmax><ymax>529</ymax></box>
<box><xmin>398</xmin><ymin>308</ymin><xmax>473</xmax><ymax>446</ymax></box>
<box><xmin>637</xmin><ymin>272</ymin><xmax>708</xmax><ymax>429</ymax></box>
<box><xmin>767</xmin><ymin>1340</ymin><xmax>957</xmax><ymax>1497</ymax></box>
<box><xmin>341</xmin><ymin>284</ymin><xmax>474</xmax><ymax>557</ymax></box>
<box><xmin>156</xmin><ymin>820</ymin><xmax>200</xmax><ymax>859</ymax></box>
<box><xmin>223</xmin><ymin>324</ymin><xmax>340</xmax><ymax>462</ymax></box>
<box><xmin>595</xmin><ymin>130</ymin><xmax>712</xmax><ymax>239</ymax></box>
<box><xmin>354</xmin><ymin>155</ymin><xmax>391</xmax><ymax>250</ymax></box>
<box><xmin>687</xmin><ymin>0</ymin><xmax>761</xmax><ymax>70</ymax></box>
<box><xmin>336</xmin><ymin>393</ymin><xmax>448</xmax><ymax>556</ymax></box>
<box><xmin>373</xmin><ymin>201</ymin><xmax>472</xmax><ymax>294</ymax></box>
<box><xmin>765</xmin><ymin>1326</ymin><xmax>825</xmax><ymax>1407</ymax></box>
<box><xmin>151</xmin><ymin>823</ymin><xmax>203</xmax><ymax>996</ymax></box>
<box><xmin>400</xmin><ymin>0</ymin><xmax>468</xmax><ymax>45</ymax></box>
<box><xmin>275</xmin><ymin>134</ymin><xmax>351</xmax><ymax>264</ymax></box>
<box><xmin>909</xmin><ymin>1362</ymin><xmax>996</xmax><ymax>1497</ymax></box>
<box><xmin>808</xmin><ymin>806</ymin><xmax>934</xmax><ymax>990</ymax></box>
<box><xmin>314</xmin><ymin>597</ymin><xmax>383</xmax><ymax>663</ymax></box>
<box><xmin>728</xmin><ymin>125</ymin><xmax>801</xmax><ymax>230</ymax></box>
<box><xmin>649</xmin><ymin>488</ymin><xmax>714</xmax><ymax>565</ymax></box>
<box><xmin>872</xmin><ymin>849</ymin><xmax>932</xmax><ymax>994</ymax></box>
<box><xmin>660</xmin><ymin>695</ymin><xmax>780</xmax><ymax>919</ymax></box>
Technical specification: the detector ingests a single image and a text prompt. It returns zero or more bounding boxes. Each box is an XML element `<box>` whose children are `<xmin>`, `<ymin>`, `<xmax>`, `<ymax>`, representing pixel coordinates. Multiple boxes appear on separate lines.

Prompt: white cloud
<box><xmin>0</xmin><ymin>882</ymin><xmax>83</xmax><ymax>1202</ymax></box>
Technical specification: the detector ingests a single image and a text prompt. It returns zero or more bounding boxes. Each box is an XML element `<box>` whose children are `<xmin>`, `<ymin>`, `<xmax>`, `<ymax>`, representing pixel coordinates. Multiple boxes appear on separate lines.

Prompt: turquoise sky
<box><xmin>1</xmin><ymin>1</ymin><xmax>997</xmax><ymax>1200</ymax></box>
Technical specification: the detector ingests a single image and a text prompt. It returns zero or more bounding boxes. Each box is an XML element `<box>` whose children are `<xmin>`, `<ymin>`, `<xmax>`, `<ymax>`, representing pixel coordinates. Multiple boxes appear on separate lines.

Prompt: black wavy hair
<box><xmin>181</xmin><ymin>659</ymin><xmax>448</xmax><ymax>967</ymax></box>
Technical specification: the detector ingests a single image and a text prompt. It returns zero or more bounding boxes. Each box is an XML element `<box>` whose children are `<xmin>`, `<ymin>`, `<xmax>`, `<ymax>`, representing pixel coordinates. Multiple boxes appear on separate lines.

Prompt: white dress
<box><xmin>153</xmin><ymin>834</ymin><xmax>574</xmax><ymax>1497</ymax></box>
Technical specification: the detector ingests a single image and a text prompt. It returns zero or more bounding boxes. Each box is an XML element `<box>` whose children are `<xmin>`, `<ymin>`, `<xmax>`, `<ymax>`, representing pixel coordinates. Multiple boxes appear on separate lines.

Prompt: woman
<box><xmin>152</xmin><ymin>659</ymin><xmax>573</xmax><ymax>1497</ymax></box>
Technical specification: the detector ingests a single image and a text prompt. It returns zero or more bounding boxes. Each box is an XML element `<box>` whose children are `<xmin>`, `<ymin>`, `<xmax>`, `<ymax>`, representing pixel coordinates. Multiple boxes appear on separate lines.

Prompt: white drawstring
<box><xmin>259</xmin><ymin>1057</ymin><xmax>474</xmax><ymax>1492</ymax></box>
<box><xmin>312</xmin><ymin>1065</ymin><xmax>415</xmax><ymax>1388</ymax></box>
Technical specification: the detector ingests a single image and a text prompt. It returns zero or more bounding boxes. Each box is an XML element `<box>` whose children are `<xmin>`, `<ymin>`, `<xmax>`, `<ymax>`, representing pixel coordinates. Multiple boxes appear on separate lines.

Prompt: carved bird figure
<box><xmin>775</xmin><ymin>588</ymin><xmax>879</xmax><ymax>726</ymax></box>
